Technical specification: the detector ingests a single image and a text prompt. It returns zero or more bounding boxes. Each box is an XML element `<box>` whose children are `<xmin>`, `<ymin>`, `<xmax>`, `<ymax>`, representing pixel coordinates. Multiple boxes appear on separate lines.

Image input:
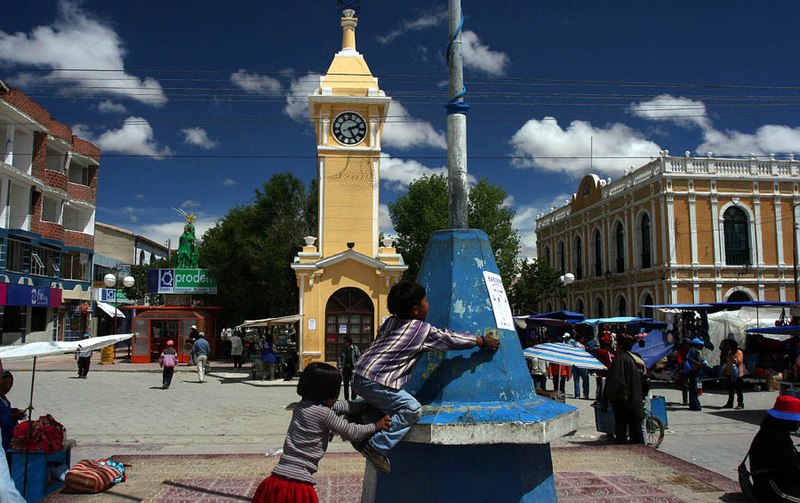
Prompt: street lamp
<box><xmin>558</xmin><ymin>273</ymin><xmax>575</xmax><ymax>310</ymax></box>
<box><xmin>103</xmin><ymin>268</ymin><xmax>135</xmax><ymax>334</ymax></box>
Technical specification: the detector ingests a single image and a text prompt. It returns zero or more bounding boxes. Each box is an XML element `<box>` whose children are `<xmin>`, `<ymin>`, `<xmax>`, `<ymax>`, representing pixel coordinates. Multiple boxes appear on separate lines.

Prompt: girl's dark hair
<box><xmin>297</xmin><ymin>362</ymin><xmax>342</xmax><ymax>403</ymax></box>
<box><xmin>387</xmin><ymin>280</ymin><xmax>426</xmax><ymax>318</ymax></box>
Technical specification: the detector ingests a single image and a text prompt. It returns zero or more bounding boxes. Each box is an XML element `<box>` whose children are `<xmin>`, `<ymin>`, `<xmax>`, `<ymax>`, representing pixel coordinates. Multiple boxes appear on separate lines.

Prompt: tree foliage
<box><xmin>508</xmin><ymin>259</ymin><xmax>561</xmax><ymax>315</ymax></box>
<box><xmin>199</xmin><ymin>173</ymin><xmax>317</xmax><ymax>325</ymax></box>
<box><xmin>388</xmin><ymin>175</ymin><xmax>521</xmax><ymax>284</ymax></box>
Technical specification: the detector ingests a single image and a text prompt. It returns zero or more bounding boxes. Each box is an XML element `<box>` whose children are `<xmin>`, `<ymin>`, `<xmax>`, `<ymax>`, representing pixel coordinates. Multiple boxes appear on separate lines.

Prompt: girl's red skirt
<box><xmin>252</xmin><ymin>474</ymin><xmax>318</xmax><ymax>503</ymax></box>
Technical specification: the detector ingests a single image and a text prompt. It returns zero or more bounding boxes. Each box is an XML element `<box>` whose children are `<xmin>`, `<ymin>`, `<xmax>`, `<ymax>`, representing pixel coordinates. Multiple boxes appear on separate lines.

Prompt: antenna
<box><xmin>336</xmin><ymin>0</ymin><xmax>360</xmax><ymax>15</ymax></box>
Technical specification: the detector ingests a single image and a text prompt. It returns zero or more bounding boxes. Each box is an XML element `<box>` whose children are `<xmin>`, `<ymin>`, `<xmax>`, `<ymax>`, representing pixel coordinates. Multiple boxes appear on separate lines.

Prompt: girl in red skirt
<box><xmin>252</xmin><ymin>362</ymin><xmax>390</xmax><ymax>503</ymax></box>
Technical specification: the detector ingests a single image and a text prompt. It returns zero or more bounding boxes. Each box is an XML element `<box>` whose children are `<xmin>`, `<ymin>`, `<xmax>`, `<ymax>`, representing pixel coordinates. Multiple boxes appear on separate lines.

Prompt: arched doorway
<box><xmin>727</xmin><ymin>290</ymin><xmax>752</xmax><ymax>303</ymax></box>
<box><xmin>325</xmin><ymin>288</ymin><xmax>374</xmax><ymax>362</ymax></box>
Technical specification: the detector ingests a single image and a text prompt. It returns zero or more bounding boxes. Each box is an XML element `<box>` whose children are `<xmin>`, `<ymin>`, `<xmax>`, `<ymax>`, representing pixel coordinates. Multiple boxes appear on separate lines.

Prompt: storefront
<box><xmin>0</xmin><ymin>283</ymin><xmax>62</xmax><ymax>344</ymax></box>
<box><xmin>127</xmin><ymin>306</ymin><xmax>221</xmax><ymax>363</ymax></box>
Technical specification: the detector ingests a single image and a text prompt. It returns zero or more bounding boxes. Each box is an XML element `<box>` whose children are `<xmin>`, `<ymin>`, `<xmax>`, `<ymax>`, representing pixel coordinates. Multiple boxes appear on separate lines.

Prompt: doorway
<box><xmin>324</xmin><ymin>287</ymin><xmax>374</xmax><ymax>362</ymax></box>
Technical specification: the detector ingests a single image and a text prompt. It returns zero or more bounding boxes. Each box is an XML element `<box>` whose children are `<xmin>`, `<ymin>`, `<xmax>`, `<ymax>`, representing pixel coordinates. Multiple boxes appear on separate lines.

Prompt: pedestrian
<box><xmin>0</xmin><ymin>359</ymin><xmax>25</xmax><ymax>503</ymax></box>
<box><xmin>187</xmin><ymin>325</ymin><xmax>199</xmax><ymax>366</ymax></box>
<box><xmin>685</xmin><ymin>337</ymin><xmax>709</xmax><ymax>411</ymax></box>
<box><xmin>251</xmin><ymin>362</ymin><xmax>391</xmax><ymax>503</ymax></box>
<box><xmin>337</xmin><ymin>336</ymin><xmax>361</xmax><ymax>400</ymax></box>
<box><xmin>746</xmin><ymin>395</ymin><xmax>800</xmax><ymax>502</ymax></box>
<box><xmin>572</xmin><ymin>334</ymin><xmax>590</xmax><ymax>399</ymax></box>
<box><xmin>675</xmin><ymin>338</ymin><xmax>690</xmax><ymax>406</ymax></box>
<box><xmin>595</xmin><ymin>338</ymin><xmax>614</xmax><ymax>401</ymax></box>
<box><xmin>283</xmin><ymin>351</ymin><xmax>298</xmax><ymax>381</ymax></box>
<box><xmin>605</xmin><ymin>333</ymin><xmax>646</xmax><ymax>444</ymax></box>
<box><xmin>230</xmin><ymin>330</ymin><xmax>244</xmax><ymax>369</ymax></box>
<box><xmin>548</xmin><ymin>362</ymin><xmax>571</xmax><ymax>395</ymax></box>
<box><xmin>193</xmin><ymin>332</ymin><xmax>210</xmax><ymax>383</ymax></box>
<box><xmin>719</xmin><ymin>332</ymin><xmax>737</xmax><ymax>370</ymax></box>
<box><xmin>351</xmin><ymin>280</ymin><xmax>499</xmax><ymax>474</ymax></box>
<box><xmin>159</xmin><ymin>340</ymin><xmax>179</xmax><ymax>389</ymax></box>
<box><xmin>75</xmin><ymin>333</ymin><xmax>93</xmax><ymax>378</ymax></box>
<box><xmin>722</xmin><ymin>339</ymin><xmax>746</xmax><ymax>409</ymax></box>
<box><xmin>528</xmin><ymin>355</ymin><xmax>548</xmax><ymax>391</ymax></box>
<box><xmin>260</xmin><ymin>337</ymin><xmax>277</xmax><ymax>381</ymax></box>
<box><xmin>0</xmin><ymin>371</ymin><xmax>26</xmax><ymax>455</ymax></box>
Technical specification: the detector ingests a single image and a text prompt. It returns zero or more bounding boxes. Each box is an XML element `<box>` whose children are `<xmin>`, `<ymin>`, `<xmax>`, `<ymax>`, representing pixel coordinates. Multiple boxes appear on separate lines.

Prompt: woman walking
<box><xmin>722</xmin><ymin>340</ymin><xmax>746</xmax><ymax>409</ymax></box>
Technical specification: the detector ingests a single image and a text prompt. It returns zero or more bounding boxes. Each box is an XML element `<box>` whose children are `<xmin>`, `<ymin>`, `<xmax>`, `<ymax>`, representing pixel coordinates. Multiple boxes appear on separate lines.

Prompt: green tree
<box><xmin>508</xmin><ymin>259</ymin><xmax>561</xmax><ymax>315</ymax></box>
<box><xmin>388</xmin><ymin>175</ymin><xmax>521</xmax><ymax>284</ymax></box>
<box><xmin>199</xmin><ymin>173</ymin><xmax>317</xmax><ymax>325</ymax></box>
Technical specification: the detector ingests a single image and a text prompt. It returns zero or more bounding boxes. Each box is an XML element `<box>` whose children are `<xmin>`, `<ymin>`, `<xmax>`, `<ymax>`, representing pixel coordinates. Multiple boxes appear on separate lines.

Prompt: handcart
<box><xmin>592</xmin><ymin>395</ymin><xmax>666</xmax><ymax>449</ymax></box>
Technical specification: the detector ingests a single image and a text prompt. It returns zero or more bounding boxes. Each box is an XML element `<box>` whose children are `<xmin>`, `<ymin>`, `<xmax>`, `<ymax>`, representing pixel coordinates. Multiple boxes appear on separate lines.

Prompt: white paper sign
<box><xmin>483</xmin><ymin>271</ymin><xmax>515</xmax><ymax>331</ymax></box>
<box><xmin>308</xmin><ymin>319</ymin><xmax>316</xmax><ymax>331</ymax></box>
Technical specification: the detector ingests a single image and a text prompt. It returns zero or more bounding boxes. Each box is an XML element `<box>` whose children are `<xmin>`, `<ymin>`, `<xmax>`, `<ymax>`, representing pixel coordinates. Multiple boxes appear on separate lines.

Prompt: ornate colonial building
<box><xmin>536</xmin><ymin>151</ymin><xmax>800</xmax><ymax>317</ymax></box>
<box><xmin>291</xmin><ymin>10</ymin><xmax>407</xmax><ymax>367</ymax></box>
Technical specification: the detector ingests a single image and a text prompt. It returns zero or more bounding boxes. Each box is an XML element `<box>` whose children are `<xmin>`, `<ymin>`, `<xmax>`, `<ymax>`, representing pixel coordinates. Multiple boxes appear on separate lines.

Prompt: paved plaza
<box><xmin>2</xmin><ymin>355</ymin><xmax>777</xmax><ymax>501</ymax></box>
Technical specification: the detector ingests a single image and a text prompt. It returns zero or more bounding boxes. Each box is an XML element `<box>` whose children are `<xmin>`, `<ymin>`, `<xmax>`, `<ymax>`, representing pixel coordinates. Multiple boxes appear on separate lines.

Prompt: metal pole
<box><xmin>447</xmin><ymin>0</ymin><xmax>469</xmax><ymax>229</ymax></box>
<box><xmin>794</xmin><ymin>204</ymin><xmax>799</xmax><ymax>302</ymax></box>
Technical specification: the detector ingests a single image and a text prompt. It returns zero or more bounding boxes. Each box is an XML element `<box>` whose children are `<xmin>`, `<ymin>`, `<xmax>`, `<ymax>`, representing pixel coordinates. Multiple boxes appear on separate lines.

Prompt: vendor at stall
<box><xmin>0</xmin><ymin>371</ymin><xmax>26</xmax><ymax>451</ymax></box>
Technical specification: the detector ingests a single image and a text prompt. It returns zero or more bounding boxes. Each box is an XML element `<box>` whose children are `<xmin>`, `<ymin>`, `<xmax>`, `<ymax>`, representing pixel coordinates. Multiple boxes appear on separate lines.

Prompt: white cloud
<box><xmin>222</xmin><ymin>178</ymin><xmax>237</xmax><ymax>186</ymax></box>
<box><xmin>628</xmin><ymin>94</ymin><xmax>710</xmax><ymax>129</ymax></box>
<box><xmin>383</xmin><ymin>101</ymin><xmax>446</xmax><ymax>150</ymax></box>
<box><xmin>134</xmin><ymin>194</ymin><xmax>145</xmax><ymax>200</ymax></box>
<box><xmin>380</xmin><ymin>153</ymin><xmax>448</xmax><ymax>191</ymax></box>
<box><xmin>0</xmin><ymin>1</ymin><xmax>166</xmax><ymax>106</ymax></box>
<box><xmin>76</xmin><ymin>116</ymin><xmax>170</xmax><ymax>159</ymax></box>
<box><xmin>97</xmin><ymin>100</ymin><xmax>127</xmax><ymax>114</ymax></box>
<box><xmin>509</xmin><ymin>117</ymin><xmax>661</xmax><ymax>177</ymax></box>
<box><xmin>230</xmin><ymin>69</ymin><xmax>282</xmax><ymax>96</ymax></box>
<box><xmin>377</xmin><ymin>10</ymin><xmax>447</xmax><ymax>44</ymax></box>
<box><xmin>181</xmin><ymin>200</ymin><xmax>201</xmax><ymax>209</ymax></box>
<box><xmin>135</xmin><ymin>218</ymin><xmax>218</xmax><ymax>246</ymax></box>
<box><xmin>512</xmin><ymin>193</ymin><xmax>572</xmax><ymax>259</ymax></box>
<box><xmin>379</xmin><ymin>204</ymin><xmax>395</xmax><ymax>236</ymax></box>
<box><xmin>461</xmin><ymin>31</ymin><xmax>509</xmax><ymax>77</ymax></box>
<box><xmin>180</xmin><ymin>127</ymin><xmax>219</xmax><ymax>149</ymax></box>
<box><xmin>698</xmin><ymin>125</ymin><xmax>800</xmax><ymax>157</ymax></box>
<box><xmin>284</xmin><ymin>73</ymin><xmax>322</xmax><ymax>121</ymax></box>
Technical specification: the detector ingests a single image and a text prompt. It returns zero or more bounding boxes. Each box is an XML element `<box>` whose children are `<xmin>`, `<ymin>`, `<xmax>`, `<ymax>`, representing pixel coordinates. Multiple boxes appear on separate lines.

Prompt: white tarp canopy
<box><xmin>0</xmin><ymin>334</ymin><xmax>134</xmax><ymax>362</ymax></box>
<box><xmin>238</xmin><ymin>314</ymin><xmax>303</xmax><ymax>329</ymax></box>
<box><xmin>706</xmin><ymin>306</ymin><xmax>782</xmax><ymax>364</ymax></box>
<box><xmin>96</xmin><ymin>301</ymin><xmax>125</xmax><ymax>318</ymax></box>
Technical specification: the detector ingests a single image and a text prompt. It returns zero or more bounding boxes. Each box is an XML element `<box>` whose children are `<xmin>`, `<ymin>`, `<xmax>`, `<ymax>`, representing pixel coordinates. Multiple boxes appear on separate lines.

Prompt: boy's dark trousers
<box><xmin>162</xmin><ymin>367</ymin><xmax>175</xmax><ymax>388</ymax></box>
<box><xmin>342</xmin><ymin>367</ymin><xmax>357</xmax><ymax>400</ymax></box>
<box><xmin>77</xmin><ymin>356</ymin><xmax>91</xmax><ymax>378</ymax></box>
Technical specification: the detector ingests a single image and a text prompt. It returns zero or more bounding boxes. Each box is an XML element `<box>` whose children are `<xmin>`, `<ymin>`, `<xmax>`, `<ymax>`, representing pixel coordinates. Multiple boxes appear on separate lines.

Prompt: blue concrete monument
<box><xmin>363</xmin><ymin>229</ymin><xmax>578</xmax><ymax>502</ymax></box>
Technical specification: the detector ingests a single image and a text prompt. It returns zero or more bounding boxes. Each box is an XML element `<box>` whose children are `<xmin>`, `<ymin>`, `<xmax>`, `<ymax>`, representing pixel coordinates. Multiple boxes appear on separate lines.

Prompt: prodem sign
<box><xmin>146</xmin><ymin>268</ymin><xmax>218</xmax><ymax>294</ymax></box>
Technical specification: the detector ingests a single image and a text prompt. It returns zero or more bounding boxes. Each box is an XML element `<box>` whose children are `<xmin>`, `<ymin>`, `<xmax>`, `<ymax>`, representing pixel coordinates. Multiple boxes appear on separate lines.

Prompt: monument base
<box><xmin>362</xmin><ymin>443</ymin><xmax>557</xmax><ymax>503</ymax></box>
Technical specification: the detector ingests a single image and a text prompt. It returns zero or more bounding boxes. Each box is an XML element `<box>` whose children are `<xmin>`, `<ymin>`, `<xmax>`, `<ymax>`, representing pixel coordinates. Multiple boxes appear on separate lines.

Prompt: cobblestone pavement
<box><xmin>1</xmin><ymin>355</ymin><xmax>781</xmax><ymax>501</ymax></box>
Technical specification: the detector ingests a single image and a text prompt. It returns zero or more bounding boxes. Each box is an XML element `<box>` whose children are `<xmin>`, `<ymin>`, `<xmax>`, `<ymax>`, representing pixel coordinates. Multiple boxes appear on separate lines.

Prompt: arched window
<box><xmin>615</xmin><ymin>222</ymin><xmax>625</xmax><ymax>273</ymax></box>
<box><xmin>595</xmin><ymin>297</ymin><xmax>605</xmax><ymax>318</ymax></box>
<box><xmin>576</xmin><ymin>298</ymin><xmax>585</xmax><ymax>314</ymax></box>
<box><xmin>558</xmin><ymin>241</ymin><xmax>566</xmax><ymax>273</ymax></box>
<box><xmin>617</xmin><ymin>296</ymin><xmax>627</xmax><ymax>317</ymax></box>
<box><xmin>642</xmin><ymin>293</ymin><xmax>654</xmax><ymax>319</ymax></box>
<box><xmin>641</xmin><ymin>213</ymin><xmax>651</xmax><ymax>269</ymax></box>
<box><xmin>546</xmin><ymin>302</ymin><xmax>553</xmax><ymax>312</ymax></box>
<box><xmin>574</xmin><ymin>236</ymin><xmax>583</xmax><ymax>280</ymax></box>
<box><xmin>723</xmin><ymin>207</ymin><xmax>750</xmax><ymax>265</ymax></box>
<box><xmin>560</xmin><ymin>300</ymin><xmax>567</xmax><ymax>311</ymax></box>
<box><xmin>727</xmin><ymin>290</ymin><xmax>752</xmax><ymax>302</ymax></box>
<box><xmin>544</xmin><ymin>246</ymin><xmax>551</xmax><ymax>267</ymax></box>
<box><xmin>139</xmin><ymin>250</ymin><xmax>146</xmax><ymax>265</ymax></box>
<box><xmin>594</xmin><ymin>229</ymin><xmax>603</xmax><ymax>277</ymax></box>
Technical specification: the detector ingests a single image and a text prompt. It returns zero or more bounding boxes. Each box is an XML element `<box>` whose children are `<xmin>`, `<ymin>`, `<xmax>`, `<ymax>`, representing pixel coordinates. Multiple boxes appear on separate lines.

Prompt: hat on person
<box><xmin>191</xmin><ymin>325</ymin><xmax>197</xmax><ymax>329</ymax></box>
<box><xmin>198</xmin><ymin>332</ymin><xmax>205</xmax><ymax>337</ymax></box>
<box><xmin>562</xmin><ymin>332</ymin><xmax>572</xmax><ymax>339</ymax></box>
<box><xmin>166</xmin><ymin>340</ymin><xmax>174</xmax><ymax>347</ymax></box>
<box><xmin>727</xmin><ymin>332</ymin><xmax>736</xmax><ymax>340</ymax></box>
<box><xmin>767</xmin><ymin>395</ymin><xmax>800</xmax><ymax>421</ymax></box>
<box><xmin>82</xmin><ymin>333</ymin><xmax>90</xmax><ymax>339</ymax></box>
<box><xmin>691</xmin><ymin>337</ymin><xmax>704</xmax><ymax>346</ymax></box>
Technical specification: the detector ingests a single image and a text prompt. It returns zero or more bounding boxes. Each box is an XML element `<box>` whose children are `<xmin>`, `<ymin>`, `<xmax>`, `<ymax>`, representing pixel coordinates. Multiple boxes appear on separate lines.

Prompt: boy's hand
<box><xmin>375</xmin><ymin>415</ymin><xmax>392</xmax><ymax>431</ymax></box>
<box><xmin>482</xmin><ymin>333</ymin><xmax>500</xmax><ymax>351</ymax></box>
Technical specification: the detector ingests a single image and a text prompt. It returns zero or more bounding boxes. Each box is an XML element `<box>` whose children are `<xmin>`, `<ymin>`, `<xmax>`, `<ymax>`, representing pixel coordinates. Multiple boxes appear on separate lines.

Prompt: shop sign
<box><xmin>100</xmin><ymin>288</ymin><xmax>130</xmax><ymax>303</ymax></box>
<box><xmin>0</xmin><ymin>283</ymin><xmax>61</xmax><ymax>307</ymax></box>
<box><xmin>147</xmin><ymin>268</ymin><xmax>217</xmax><ymax>294</ymax></box>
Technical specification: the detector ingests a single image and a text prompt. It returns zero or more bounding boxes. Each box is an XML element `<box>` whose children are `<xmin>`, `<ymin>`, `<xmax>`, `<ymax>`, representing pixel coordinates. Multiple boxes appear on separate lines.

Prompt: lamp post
<box><xmin>103</xmin><ymin>268</ymin><xmax>135</xmax><ymax>335</ymax></box>
<box><xmin>558</xmin><ymin>272</ymin><xmax>575</xmax><ymax>310</ymax></box>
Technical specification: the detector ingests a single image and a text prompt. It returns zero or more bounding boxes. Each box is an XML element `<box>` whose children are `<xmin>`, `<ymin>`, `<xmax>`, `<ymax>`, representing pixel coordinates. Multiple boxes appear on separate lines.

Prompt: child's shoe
<box><xmin>359</xmin><ymin>443</ymin><xmax>391</xmax><ymax>474</ymax></box>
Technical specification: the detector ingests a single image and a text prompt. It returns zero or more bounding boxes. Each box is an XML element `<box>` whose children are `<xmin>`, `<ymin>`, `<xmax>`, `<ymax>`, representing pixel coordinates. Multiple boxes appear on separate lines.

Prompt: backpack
<box><xmin>64</xmin><ymin>458</ymin><xmax>126</xmax><ymax>494</ymax></box>
<box><xmin>11</xmin><ymin>414</ymin><xmax>66</xmax><ymax>454</ymax></box>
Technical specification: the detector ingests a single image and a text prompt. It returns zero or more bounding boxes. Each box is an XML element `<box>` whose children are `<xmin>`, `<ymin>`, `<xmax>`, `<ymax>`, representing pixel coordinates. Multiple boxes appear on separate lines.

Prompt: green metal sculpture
<box><xmin>174</xmin><ymin>208</ymin><xmax>199</xmax><ymax>268</ymax></box>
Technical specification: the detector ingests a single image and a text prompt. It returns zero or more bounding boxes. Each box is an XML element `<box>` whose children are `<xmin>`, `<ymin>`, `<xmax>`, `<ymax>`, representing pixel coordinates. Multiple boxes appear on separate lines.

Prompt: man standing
<box><xmin>187</xmin><ymin>325</ymin><xmax>199</xmax><ymax>366</ymax></box>
<box><xmin>230</xmin><ymin>330</ymin><xmax>244</xmax><ymax>369</ymax></box>
<box><xmin>605</xmin><ymin>333</ymin><xmax>646</xmax><ymax>444</ymax></box>
<box><xmin>193</xmin><ymin>332</ymin><xmax>210</xmax><ymax>383</ymax></box>
<box><xmin>572</xmin><ymin>334</ymin><xmax>590</xmax><ymax>399</ymax></box>
<box><xmin>75</xmin><ymin>333</ymin><xmax>93</xmax><ymax>378</ymax></box>
<box><xmin>337</xmin><ymin>336</ymin><xmax>361</xmax><ymax>400</ymax></box>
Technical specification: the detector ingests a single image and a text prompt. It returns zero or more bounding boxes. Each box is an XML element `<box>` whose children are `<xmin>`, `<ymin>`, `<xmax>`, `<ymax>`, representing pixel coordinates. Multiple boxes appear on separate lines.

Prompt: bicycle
<box><xmin>643</xmin><ymin>398</ymin><xmax>665</xmax><ymax>449</ymax></box>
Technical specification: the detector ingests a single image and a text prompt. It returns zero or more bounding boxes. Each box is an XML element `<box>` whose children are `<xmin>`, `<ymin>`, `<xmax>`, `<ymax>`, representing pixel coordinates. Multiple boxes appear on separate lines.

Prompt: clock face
<box><xmin>332</xmin><ymin>112</ymin><xmax>367</xmax><ymax>145</ymax></box>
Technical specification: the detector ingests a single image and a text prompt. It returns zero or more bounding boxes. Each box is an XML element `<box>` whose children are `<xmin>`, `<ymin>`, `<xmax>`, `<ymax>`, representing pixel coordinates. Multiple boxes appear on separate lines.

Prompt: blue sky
<box><xmin>3</xmin><ymin>1</ymin><xmax>800</xmax><ymax>258</ymax></box>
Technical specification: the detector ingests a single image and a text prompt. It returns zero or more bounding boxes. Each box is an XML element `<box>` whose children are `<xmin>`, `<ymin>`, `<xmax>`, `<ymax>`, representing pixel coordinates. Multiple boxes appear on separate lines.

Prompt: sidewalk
<box><xmin>41</xmin><ymin>447</ymin><xmax>744</xmax><ymax>503</ymax></box>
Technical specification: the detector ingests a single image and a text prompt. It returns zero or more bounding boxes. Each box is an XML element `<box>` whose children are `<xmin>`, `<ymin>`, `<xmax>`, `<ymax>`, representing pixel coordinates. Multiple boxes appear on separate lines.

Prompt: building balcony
<box><xmin>64</xmin><ymin>229</ymin><xmax>94</xmax><ymax>249</ymax></box>
<box><xmin>67</xmin><ymin>182</ymin><xmax>95</xmax><ymax>204</ymax></box>
<box><xmin>42</xmin><ymin>169</ymin><xmax>68</xmax><ymax>192</ymax></box>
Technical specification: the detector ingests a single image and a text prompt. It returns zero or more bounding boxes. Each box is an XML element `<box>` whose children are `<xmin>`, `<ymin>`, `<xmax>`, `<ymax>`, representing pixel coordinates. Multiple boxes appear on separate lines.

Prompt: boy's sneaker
<box><xmin>355</xmin><ymin>442</ymin><xmax>391</xmax><ymax>474</ymax></box>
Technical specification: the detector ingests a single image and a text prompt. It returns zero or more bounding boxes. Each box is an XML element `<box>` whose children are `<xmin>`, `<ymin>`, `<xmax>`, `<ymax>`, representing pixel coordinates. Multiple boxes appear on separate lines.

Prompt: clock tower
<box><xmin>292</xmin><ymin>9</ymin><xmax>407</xmax><ymax>367</ymax></box>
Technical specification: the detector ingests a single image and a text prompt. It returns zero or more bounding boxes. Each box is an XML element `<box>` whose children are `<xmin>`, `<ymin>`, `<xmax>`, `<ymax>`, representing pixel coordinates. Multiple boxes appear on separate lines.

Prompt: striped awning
<box><xmin>523</xmin><ymin>342</ymin><xmax>606</xmax><ymax>370</ymax></box>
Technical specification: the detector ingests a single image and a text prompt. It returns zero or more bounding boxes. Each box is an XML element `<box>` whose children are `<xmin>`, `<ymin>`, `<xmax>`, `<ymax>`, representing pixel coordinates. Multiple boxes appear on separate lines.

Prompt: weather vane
<box><xmin>337</xmin><ymin>0</ymin><xmax>360</xmax><ymax>16</ymax></box>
